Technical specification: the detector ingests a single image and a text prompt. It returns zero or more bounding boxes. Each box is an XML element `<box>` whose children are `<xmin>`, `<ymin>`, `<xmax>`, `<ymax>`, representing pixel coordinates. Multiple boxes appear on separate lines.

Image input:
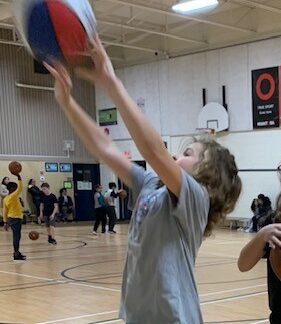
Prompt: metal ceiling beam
<box><xmin>103</xmin><ymin>0</ymin><xmax>255</xmax><ymax>33</ymax></box>
<box><xmin>230</xmin><ymin>0</ymin><xmax>281</xmax><ymax>15</ymax></box>
<box><xmin>0</xmin><ymin>22</ymin><xmax>162</xmax><ymax>54</ymax></box>
<box><xmin>96</xmin><ymin>4</ymin><xmax>122</xmax><ymax>19</ymax></box>
<box><xmin>102</xmin><ymin>40</ymin><xmax>164</xmax><ymax>54</ymax></box>
<box><xmin>0</xmin><ymin>36</ymin><xmax>161</xmax><ymax>55</ymax></box>
<box><xmin>0</xmin><ymin>22</ymin><xmax>13</xmax><ymax>29</ymax></box>
<box><xmin>98</xmin><ymin>19</ymin><xmax>206</xmax><ymax>44</ymax></box>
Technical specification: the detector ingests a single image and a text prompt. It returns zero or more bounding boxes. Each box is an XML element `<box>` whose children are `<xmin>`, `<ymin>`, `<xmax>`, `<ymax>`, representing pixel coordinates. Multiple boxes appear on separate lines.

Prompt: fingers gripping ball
<box><xmin>8</xmin><ymin>161</ymin><xmax>22</xmax><ymax>175</ymax></box>
<box><xmin>12</xmin><ymin>0</ymin><xmax>97</xmax><ymax>66</ymax></box>
<box><xmin>270</xmin><ymin>248</ymin><xmax>281</xmax><ymax>281</ymax></box>
<box><xmin>29</xmin><ymin>231</ymin><xmax>40</xmax><ymax>241</ymax></box>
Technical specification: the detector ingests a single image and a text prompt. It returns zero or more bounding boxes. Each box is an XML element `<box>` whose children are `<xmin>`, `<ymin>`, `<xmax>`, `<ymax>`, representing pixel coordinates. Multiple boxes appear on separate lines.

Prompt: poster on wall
<box><xmin>99</xmin><ymin>108</ymin><xmax>118</xmax><ymax>126</ymax></box>
<box><xmin>45</xmin><ymin>162</ymin><xmax>58</xmax><ymax>172</ymax></box>
<box><xmin>59</xmin><ymin>163</ymin><xmax>72</xmax><ymax>172</ymax></box>
<box><xmin>252</xmin><ymin>67</ymin><xmax>280</xmax><ymax>128</ymax></box>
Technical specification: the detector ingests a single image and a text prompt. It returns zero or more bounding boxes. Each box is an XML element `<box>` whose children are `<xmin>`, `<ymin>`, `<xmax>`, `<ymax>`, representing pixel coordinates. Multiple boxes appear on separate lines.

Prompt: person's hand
<box><xmin>43</xmin><ymin>61</ymin><xmax>73</xmax><ymax>108</ymax></box>
<box><xmin>50</xmin><ymin>214</ymin><xmax>55</xmax><ymax>221</ymax></box>
<box><xmin>75</xmin><ymin>35</ymin><xmax>117</xmax><ymax>90</ymax></box>
<box><xmin>39</xmin><ymin>214</ymin><xmax>44</xmax><ymax>222</ymax></box>
<box><xmin>3</xmin><ymin>223</ymin><xmax>9</xmax><ymax>231</ymax></box>
<box><xmin>260</xmin><ymin>224</ymin><xmax>281</xmax><ymax>249</ymax></box>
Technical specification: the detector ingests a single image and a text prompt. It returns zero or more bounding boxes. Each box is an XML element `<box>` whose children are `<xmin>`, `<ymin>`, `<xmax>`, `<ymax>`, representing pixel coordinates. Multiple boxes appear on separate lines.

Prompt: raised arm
<box><xmin>45</xmin><ymin>63</ymin><xmax>132</xmax><ymax>187</ymax></box>
<box><xmin>76</xmin><ymin>36</ymin><xmax>182</xmax><ymax>197</ymax></box>
<box><xmin>9</xmin><ymin>175</ymin><xmax>23</xmax><ymax>199</ymax></box>
<box><xmin>238</xmin><ymin>224</ymin><xmax>281</xmax><ymax>272</ymax></box>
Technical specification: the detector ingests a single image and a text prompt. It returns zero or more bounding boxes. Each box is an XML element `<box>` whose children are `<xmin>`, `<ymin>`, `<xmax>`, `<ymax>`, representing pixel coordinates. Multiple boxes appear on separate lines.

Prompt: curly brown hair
<box><xmin>190</xmin><ymin>136</ymin><xmax>242</xmax><ymax>237</ymax></box>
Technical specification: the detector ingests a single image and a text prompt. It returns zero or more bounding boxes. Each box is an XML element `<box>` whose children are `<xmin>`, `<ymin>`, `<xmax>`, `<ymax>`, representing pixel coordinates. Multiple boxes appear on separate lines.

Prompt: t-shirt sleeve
<box><xmin>169</xmin><ymin>169</ymin><xmax>209</xmax><ymax>255</ymax></box>
<box><xmin>128</xmin><ymin>163</ymin><xmax>155</xmax><ymax>211</ymax></box>
<box><xmin>52</xmin><ymin>194</ymin><xmax>58</xmax><ymax>204</ymax></box>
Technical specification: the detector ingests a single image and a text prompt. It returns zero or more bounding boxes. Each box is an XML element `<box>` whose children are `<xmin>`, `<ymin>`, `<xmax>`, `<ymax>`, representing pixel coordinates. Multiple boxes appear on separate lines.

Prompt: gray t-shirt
<box><xmin>120</xmin><ymin>164</ymin><xmax>209</xmax><ymax>324</ymax></box>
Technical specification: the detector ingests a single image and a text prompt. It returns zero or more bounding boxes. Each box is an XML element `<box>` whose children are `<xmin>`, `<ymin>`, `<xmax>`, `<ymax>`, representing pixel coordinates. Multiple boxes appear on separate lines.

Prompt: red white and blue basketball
<box><xmin>12</xmin><ymin>0</ymin><xmax>97</xmax><ymax>66</ymax></box>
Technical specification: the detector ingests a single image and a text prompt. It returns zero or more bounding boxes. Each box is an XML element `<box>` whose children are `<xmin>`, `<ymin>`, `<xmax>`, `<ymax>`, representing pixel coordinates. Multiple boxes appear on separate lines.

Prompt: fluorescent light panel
<box><xmin>172</xmin><ymin>0</ymin><xmax>219</xmax><ymax>13</ymax></box>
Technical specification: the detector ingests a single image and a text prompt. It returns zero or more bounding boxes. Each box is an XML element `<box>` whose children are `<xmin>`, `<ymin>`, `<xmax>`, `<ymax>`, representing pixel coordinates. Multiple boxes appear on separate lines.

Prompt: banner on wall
<box><xmin>252</xmin><ymin>67</ymin><xmax>281</xmax><ymax>129</ymax></box>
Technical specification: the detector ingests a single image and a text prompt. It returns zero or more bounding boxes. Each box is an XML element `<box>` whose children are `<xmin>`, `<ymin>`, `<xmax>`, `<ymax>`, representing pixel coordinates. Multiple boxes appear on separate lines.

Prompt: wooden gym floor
<box><xmin>0</xmin><ymin>224</ymin><xmax>270</xmax><ymax>324</ymax></box>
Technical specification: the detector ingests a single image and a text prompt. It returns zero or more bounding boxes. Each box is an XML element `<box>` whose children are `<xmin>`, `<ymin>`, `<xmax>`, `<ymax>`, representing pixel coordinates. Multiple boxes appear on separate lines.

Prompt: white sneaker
<box><xmin>92</xmin><ymin>231</ymin><xmax>98</xmax><ymax>236</ymax></box>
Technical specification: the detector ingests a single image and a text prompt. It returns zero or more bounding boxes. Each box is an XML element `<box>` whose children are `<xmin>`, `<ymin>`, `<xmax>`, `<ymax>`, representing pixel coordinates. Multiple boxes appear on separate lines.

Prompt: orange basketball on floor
<box><xmin>119</xmin><ymin>189</ymin><xmax>127</xmax><ymax>199</ymax></box>
<box><xmin>29</xmin><ymin>231</ymin><xmax>39</xmax><ymax>241</ymax></box>
<box><xmin>270</xmin><ymin>247</ymin><xmax>281</xmax><ymax>281</ymax></box>
<box><xmin>8</xmin><ymin>161</ymin><xmax>22</xmax><ymax>175</ymax></box>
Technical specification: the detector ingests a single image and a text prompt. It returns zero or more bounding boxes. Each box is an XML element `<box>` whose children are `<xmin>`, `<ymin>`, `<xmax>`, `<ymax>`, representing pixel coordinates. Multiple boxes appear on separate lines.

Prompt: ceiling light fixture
<box><xmin>172</xmin><ymin>0</ymin><xmax>219</xmax><ymax>14</ymax></box>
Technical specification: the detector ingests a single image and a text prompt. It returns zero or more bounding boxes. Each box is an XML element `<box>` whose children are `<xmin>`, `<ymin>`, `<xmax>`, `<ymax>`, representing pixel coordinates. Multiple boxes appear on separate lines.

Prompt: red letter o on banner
<box><xmin>256</xmin><ymin>73</ymin><xmax>275</xmax><ymax>101</ymax></box>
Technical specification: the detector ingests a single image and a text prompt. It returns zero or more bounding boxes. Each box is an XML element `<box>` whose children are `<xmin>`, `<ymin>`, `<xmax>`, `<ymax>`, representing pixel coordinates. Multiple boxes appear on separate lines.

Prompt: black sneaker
<box><xmin>49</xmin><ymin>238</ymin><xmax>57</xmax><ymax>245</ymax></box>
<box><xmin>14</xmin><ymin>252</ymin><xmax>26</xmax><ymax>261</ymax></box>
<box><xmin>109</xmin><ymin>230</ymin><xmax>117</xmax><ymax>234</ymax></box>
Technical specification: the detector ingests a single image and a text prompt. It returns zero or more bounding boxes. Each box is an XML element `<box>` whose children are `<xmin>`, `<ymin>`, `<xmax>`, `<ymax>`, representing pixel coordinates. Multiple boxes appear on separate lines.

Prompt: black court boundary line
<box><xmin>61</xmin><ymin>260</ymin><xmax>266</xmax><ymax>288</ymax></box>
<box><xmin>61</xmin><ymin>259</ymin><xmax>124</xmax><ymax>281</ymax></box>
<box><xmin>89</xmin><ymin>319</ymin><xmax>120</xmax><ymax>324</ymax></box>
<box><xmin>205</xmin><ymin>319</ymin><xmax>268</xmax><ymax>323</ymax></box>
<box><xmin>0</xmin><ymin>281</ymin><xmax>65</xmax><ymax>293</ymax></box>
<box><xmin>0</xmin><ymin>243</ymin><xmax>126</xmax><ymax>264</ymax></box>
<box><xmin>43</xmin><ymin>231</ymin><xmax>129</xmax><ymax>241</ymax></box>
<box><xmin>0</xmin><ymin>240</ymin><xmax>87</xmax><ymax>258</ymax></box>
<box><xmin>239</xmin><ymin>168</ymin><xmax>279</xmax><ymax>172</ymax></box>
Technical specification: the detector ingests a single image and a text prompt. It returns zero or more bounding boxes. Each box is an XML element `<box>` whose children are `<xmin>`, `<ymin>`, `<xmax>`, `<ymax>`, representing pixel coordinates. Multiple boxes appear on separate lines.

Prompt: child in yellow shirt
<box><xmin>3</xmin><ymin>174</ymin><xmax>26</xmax><ymax>261</ymax></box>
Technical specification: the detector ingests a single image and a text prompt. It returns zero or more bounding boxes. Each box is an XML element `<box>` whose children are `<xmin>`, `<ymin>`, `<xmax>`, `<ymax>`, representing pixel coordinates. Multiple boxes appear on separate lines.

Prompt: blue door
<box><xmin>118</xmin><ymin>161</ymin><xmax>146</xmax><ymax>220</ymax></box>
<box><xmin>73</xmin><ymin>164</ymin><xmax>100</xmax><ymax>221</ymax></box>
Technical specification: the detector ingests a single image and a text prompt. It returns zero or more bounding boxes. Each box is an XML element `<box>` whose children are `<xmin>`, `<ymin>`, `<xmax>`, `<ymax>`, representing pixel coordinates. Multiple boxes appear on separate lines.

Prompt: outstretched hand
<box><xmin>75</xmin><ymin>35</ymin><xmax>116</xmax><ymax>90</ymax></box>
<box><xmin>43</xmin><ymin>61</ymin><xmax>73</xmax><ymax>108</ymax></box>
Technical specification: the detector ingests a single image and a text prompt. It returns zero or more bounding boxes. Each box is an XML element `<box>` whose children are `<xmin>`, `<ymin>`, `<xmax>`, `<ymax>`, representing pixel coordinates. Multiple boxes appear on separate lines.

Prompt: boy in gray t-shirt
<box><xmin>120</xmin><ymin>164</ymin><xmax>209</xmax><ymax>324</ymax></box>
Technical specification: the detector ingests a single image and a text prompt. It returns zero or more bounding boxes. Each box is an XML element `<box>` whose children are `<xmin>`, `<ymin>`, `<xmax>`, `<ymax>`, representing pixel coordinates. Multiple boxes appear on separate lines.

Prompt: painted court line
<box><xmin>250</xmin><ymin>320</ymin><xmax>269</xmax><ymax>324</ymax></box>
<box><xmin>35</xmin><ymin>310</ymin><xmax>119</xmax><ymax>324</ymax></box>
<box><xmin>201</xmin><ymin>291</ymin><xmax>267</xmax><ymax>306</ymax></box>
<box><xmin>97</xmin><ymin>320</ymin><xmax>122</xmax><ymax>324</ymax></box>
<box><xmin>0</xmin><ymin>270</ymin><xmax>120</xmax><ymax>293</ymax></box>
<box><xmin>70</xmin><ymin>282</ymin><xmax>120</xmax><ymax>292</ymax></box>
<box><xmin>0</xmin><ymin>270</ymin><xmax>61</xmax><ymax>282</ymax></box>
<box><xmin>199</xmin><ymin>284</ymin><xmax>266</xmax><ymax>297</ymax></box>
